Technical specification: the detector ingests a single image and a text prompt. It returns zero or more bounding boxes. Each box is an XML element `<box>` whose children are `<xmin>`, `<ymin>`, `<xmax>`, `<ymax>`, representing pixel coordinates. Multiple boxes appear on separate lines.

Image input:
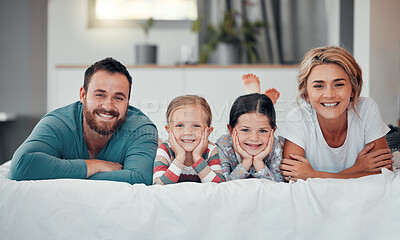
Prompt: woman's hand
<box><xmin>351</xmin><ymin>143</ymin><xmax>393</xmax><ymax>173</ymax></box>
<box><xmin>232</xmin><ymin>129</ymin><xmax>253</xmax><ymax>170</ymax></box>
<box><xmin>168</xmin><ymin>130</ymin><xmax>186</xmax><ymax>164</ymax></box>
<box><xmin>253</xmin><ymin>131</ymin><xmax>274</xmax><ymax>171</ymax></box>
<box><xmin>280</xmin><ymin>154</ymin><xmax>316</xmax><ymax>181</ymax></box>
<box><xmin>192</xmin><ymin>127</ymin><xmax>211</xmax><ymax>162</ymax></box>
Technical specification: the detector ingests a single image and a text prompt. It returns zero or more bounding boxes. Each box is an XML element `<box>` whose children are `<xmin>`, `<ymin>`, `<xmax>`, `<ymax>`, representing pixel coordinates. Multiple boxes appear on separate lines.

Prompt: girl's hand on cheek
<box><xmin>192</xmin><ymin>127</ymin><xmax>209</xmax><ymax>162</ymax></box>
<box><xmin>169</xmin><ymin>131</ymin><xmax>186</xmax><ymax>163</ymax></box>
<box><xmin>253</xmin><ymin>131</ymin><xmax>274</xmax><ymax>171</ymax></box>
<box><xmin>254</xmin><ymin>130</ymin><xmax>274</xmax><ymax>163</ymax></box>
<box><xmin>232</xmin><ymin>129</ymin><xmax>252</xmax><ymax>170</ymax></box>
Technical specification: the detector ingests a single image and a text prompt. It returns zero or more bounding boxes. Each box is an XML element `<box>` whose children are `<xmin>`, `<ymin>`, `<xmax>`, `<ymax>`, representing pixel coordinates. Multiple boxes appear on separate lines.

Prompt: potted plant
<box><xmin>198</xmin><ymin>10</ymin><xmax>241</xmax><ymax>64</ymax></box>
<box><xmin>135</xmin><ymin>17</ymin><xmax>157</xmax><ymax>65</ymax></box>
<box><xmin>241</xmin><ymin>19</ymin><xmax>265</xmax><ymax>63</ymax></box>
<box><xmin>196</xmin><ymin>10</ymin><xmax>265</xmax><ymax>64</ymax></box>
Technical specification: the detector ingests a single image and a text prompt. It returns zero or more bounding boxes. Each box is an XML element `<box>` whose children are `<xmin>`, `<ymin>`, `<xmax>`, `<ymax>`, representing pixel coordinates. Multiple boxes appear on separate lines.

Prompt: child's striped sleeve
<box><xmin>153</xmin><ymin>143</ymin><xmax>184</xmax><ymax>185</ymax></box>
<box><xmin>193</xmin><ymin>147</ymin><xmax>226</xmax><ymax>183</ymax></box>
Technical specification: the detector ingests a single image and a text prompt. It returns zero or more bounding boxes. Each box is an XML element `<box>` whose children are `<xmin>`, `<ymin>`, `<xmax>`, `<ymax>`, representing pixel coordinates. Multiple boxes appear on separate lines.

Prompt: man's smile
<box><xmin>97</xmin><ymin>112</ymin><xmax>116</xmax><ymax>120</ymax></box>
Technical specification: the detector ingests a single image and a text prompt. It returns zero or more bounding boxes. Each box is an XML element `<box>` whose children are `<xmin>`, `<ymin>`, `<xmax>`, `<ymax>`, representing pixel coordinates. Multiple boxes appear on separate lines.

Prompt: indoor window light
<box><xmin>95</xmin><ymin>0</ymin><xmax>197</xmax><ymax>21</ymax></box>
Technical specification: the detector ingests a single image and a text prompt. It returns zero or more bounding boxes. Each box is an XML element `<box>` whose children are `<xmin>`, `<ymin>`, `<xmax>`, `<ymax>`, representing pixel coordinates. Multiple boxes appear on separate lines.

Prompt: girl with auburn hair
<box><xmin>280</xmin><ymin>46</ymin><xmax>393</xmax><ymax>181</ymax></box>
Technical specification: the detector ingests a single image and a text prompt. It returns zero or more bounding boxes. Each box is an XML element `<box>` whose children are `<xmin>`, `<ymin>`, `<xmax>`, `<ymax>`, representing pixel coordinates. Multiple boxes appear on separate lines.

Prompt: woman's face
<box><xmin>306</xmin><ymin>63</ymin><xmax>354</xmax><ymax>121</ymax></box>
<box><xmin>230</xmin><ymin>112</ymin><xmax>273</xmax><ymax>156</ymax></box>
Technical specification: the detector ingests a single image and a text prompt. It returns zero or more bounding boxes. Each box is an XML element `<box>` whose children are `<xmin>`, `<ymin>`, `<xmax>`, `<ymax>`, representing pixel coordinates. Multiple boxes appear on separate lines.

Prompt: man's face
<box><xmin>80</xmin><ymin>70</ymin><xmax>130</xmax><ymax>136</ymax></box>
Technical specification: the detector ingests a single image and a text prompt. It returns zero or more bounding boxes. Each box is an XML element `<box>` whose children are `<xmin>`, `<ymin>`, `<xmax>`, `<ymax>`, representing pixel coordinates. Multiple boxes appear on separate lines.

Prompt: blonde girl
<box><xmin>153</xmin><ymin>95</ymin><xmax>225</xmax><ymax>184</ymax></box>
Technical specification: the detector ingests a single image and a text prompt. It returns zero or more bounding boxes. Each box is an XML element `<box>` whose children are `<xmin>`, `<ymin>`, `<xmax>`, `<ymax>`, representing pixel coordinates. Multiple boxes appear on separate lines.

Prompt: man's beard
<box><xmin>83</xmin><ymin>102</ymin><xmax>127</xmax><ymax>136</ymax></box>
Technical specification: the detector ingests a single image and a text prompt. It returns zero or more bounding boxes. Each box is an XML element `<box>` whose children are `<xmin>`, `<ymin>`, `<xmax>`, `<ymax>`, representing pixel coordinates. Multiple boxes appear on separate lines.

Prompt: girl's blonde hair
<box><xmin>166</xmin><ymin>95</ymin><xmax>212</xmax><ymax>127</ymax></box>
<box><xmin>297</xmin><ymin>46</ymin><xmax>363</xmax><ymax>113</ymax></box>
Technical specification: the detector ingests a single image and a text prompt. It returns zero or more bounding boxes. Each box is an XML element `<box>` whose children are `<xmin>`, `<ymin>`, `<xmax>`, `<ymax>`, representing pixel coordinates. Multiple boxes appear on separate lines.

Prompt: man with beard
<box><xmin>9</xmin><ymin>58</ymin><xmax>158</xmax><ymax>185</ymax></box>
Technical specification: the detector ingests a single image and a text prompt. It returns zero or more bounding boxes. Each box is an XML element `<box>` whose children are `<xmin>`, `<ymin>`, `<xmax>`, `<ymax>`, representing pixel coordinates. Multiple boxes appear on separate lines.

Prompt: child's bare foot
<box><xmin>264</xmin><ymin>88</ymin><xmax>280</xmax><ymax>104</ymax></box>
<box><xmin>242</xmin><ymin>73</ymin><xmax>260</xmax><ymax>94</ymax></box>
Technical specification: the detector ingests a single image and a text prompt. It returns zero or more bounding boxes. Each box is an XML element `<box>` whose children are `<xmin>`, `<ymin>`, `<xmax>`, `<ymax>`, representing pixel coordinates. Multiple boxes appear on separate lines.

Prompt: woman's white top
<box><xmin>281</xmin><ymin>97</ymin><xmax>390</xmax><ymax>173</ymax></box>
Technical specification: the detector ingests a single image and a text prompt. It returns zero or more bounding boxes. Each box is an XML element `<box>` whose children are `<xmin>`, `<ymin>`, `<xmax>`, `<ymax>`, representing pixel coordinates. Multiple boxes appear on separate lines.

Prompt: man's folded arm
<box><xmin>10</xmin><ymin>150</ymin><xmax>87</xmax><ymax>180</ymax></box>
<box><xmin>9</xmin><ymin>118</ymin><xmax>87</xmax><ymax>180</ymax></box>
<box><xmin>88</xmin><ymin>125</ymin><xmax>158</xmax><ymax>185</ymax></box>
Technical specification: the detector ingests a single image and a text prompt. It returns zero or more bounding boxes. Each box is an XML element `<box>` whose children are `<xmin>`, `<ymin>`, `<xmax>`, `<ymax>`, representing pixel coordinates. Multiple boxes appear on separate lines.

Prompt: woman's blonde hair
<box><xmin>297</xmin><ymin>46</ymin><xmax>363</xmax><ymax>112</ymax></box>
<box><xmin>166</xmin><ymin>95</ymin><xmax>212</xmax><ymax>127</ymax></box>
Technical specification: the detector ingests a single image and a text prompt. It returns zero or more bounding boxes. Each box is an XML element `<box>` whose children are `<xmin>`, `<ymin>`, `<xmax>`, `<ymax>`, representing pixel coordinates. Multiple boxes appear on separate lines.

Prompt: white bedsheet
<box><xmin>1</xmin><ymin>160</ymin><xmax>400</xmax><ymax>240</ymax></box>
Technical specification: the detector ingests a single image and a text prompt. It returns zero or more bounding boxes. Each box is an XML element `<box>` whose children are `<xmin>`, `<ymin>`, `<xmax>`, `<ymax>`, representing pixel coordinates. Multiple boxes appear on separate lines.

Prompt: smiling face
<box><xmin>80</xmin><ymin>70</ymin><xmax>130</xmax><ymax>136</ymax></box>
<box><xmin>306</xmin><ymin>63</ymin><xmax>354</xmax><ymax>122</ymax></box>
<box><xmin>230</xmin><ymin>112</ymin><xmax>273</xmax><ymax>156</ymax></box>
<box><xmin>166</xmin><ymin>105</ymin><xmax>210</xmax><ymax>152</ymax></box>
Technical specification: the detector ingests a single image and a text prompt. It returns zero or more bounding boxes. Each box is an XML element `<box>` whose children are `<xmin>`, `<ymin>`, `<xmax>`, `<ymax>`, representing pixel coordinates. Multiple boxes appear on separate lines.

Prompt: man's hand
<box><xmin>85</xmin><ymin>159</ymin><xmax>122</xmax><ymax>178</ymax></box>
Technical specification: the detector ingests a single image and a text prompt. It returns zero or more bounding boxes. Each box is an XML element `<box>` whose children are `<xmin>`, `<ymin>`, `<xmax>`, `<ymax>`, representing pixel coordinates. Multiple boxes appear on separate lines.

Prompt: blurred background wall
<box><xmin>0</xmin><ymin>0</ymin><xmax>47</xmax><ymax>165</ymax></box>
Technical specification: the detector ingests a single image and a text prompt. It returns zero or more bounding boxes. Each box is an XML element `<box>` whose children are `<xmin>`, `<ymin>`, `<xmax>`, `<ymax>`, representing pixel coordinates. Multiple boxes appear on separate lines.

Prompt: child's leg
<box><xmin>242</xmin><ymin>73</ymin><xmax>280</xmax><ymax>104</ymax></box>
<box><xmin>264</xmin><ymin>88</ymin><xmax>280</xmax><ymax>104</ymax></box>
<box><xmin>242</xmin><ymin>73</ymin><xmax>260</xmax><ymax>94</ymax></box>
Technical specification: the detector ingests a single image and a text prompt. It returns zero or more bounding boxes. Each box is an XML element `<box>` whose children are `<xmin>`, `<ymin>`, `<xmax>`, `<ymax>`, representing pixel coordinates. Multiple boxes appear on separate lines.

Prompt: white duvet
<box><xmin>1</xmin><ymin>160</ymin><xmax>400</xmax><ymax>240</ymax></box>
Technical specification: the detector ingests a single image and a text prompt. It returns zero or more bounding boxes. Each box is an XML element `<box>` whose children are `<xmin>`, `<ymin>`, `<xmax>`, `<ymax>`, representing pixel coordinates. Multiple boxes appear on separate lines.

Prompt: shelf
<box><xmin>0</xmin><ymin>113</ymin><xmax>17</xmax><ymax>122</ymax></box>
<box><xmin>55</xmin><ymin>64</ymin><xmax>299</xmax><ymax>69</ymax></box>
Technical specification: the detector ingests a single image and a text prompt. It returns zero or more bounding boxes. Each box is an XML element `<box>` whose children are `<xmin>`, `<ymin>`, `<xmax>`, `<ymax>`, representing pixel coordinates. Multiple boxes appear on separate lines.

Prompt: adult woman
<box><xmin>280</xmin><ymin>46</ymin><xmax>393</xmax><ymax>181</ymax></box>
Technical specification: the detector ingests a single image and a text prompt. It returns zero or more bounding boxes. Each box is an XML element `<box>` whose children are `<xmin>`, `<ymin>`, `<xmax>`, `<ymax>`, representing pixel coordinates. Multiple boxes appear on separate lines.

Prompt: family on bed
<box><xmin>8</xmin><ymin>46</ymin><xmax>394</xmax><ymax>185</ymax></box>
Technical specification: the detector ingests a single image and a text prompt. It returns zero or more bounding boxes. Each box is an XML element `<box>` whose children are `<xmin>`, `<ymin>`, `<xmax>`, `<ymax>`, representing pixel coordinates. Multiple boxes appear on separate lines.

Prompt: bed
<box><xmin>1</xmin><ymin>160</ymin><xmax>400</xmax><ymax>240</ymax></box>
